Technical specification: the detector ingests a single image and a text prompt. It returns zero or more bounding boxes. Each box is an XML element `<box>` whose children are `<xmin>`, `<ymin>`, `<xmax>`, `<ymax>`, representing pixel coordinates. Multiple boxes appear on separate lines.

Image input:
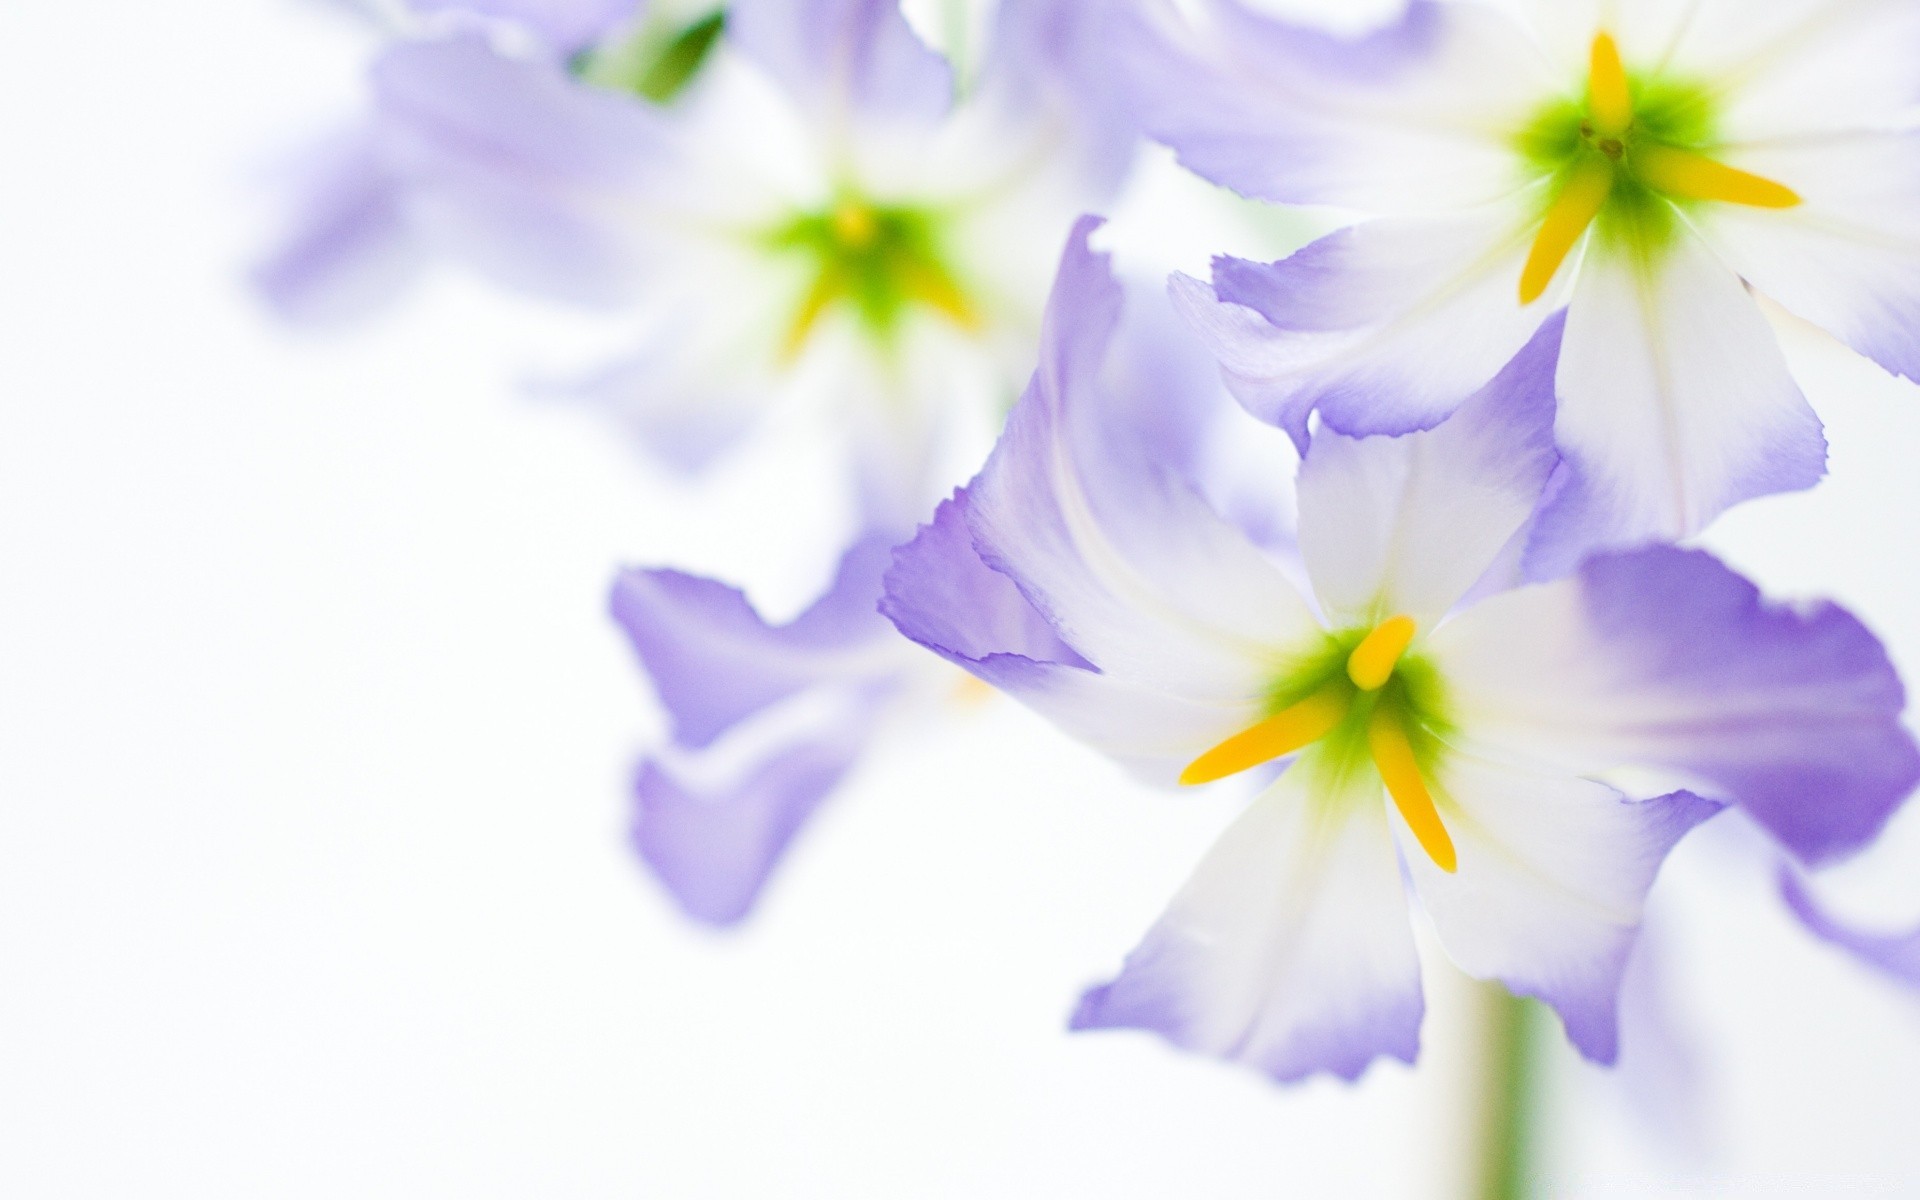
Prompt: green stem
<box><xmin>1470</xmin><ymin>986</ymin><xmax>1544</xmax><ymax>1200</ymax></box>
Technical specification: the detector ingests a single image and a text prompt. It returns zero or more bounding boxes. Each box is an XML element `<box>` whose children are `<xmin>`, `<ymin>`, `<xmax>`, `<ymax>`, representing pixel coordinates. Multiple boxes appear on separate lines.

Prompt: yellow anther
<box><xmin>950</xmin><ymin>673</ymin><xmax>995</xmax><ymax>708</ymax></box>
<box><xmin>1180</xmin><ymin>678</ymin><xmax>1352</xmax><ymax>786</ymax></box>
<box><xmin>832</xmin><ymin>201</ymin><xmax>879</xmax><ymax>248</ymax></box>
<box><xmin>1346</xmin><ymin>615</ymin><xmax>1417</xmax><ymax>691</ymax></box>
<box><xmin>780</xmin><ymin>270</ymin><xmax>842</xmax><ymax>361</ymax></box>
<box><xmin>1367</xmin><ymin>708</ymin><xmax>1458</xmax><ymax>873</ymax></box>
<box><xmin>899</xmin><ymin>259</ymin><xmax>986</xmax><ymax>332</ymax></box>
<box><xmin>1632</xmin><ymin>144</ymin><xmax>1800</xmax><ymax>209</ymax></box>
<box><xmin>1519</xmin><ymin>157</ymin><xmax>1614</xmax><ymax>305</ymax></box>
<box><xmin>1587</xmin><ymin>33</ymin><xmax>1633</xmax><ymax>138</ymax></box>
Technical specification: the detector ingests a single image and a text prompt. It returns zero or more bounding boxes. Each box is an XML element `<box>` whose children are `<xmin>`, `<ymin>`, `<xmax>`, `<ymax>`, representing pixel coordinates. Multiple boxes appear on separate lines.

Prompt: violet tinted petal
<box><xmin>727</xmin><ymin>0</ymin><xmax>951</xmax><ymax>124</ymax></box>
<box><xmin>1781</xmin><ymin>869</ymin><xmax>1920</xmax><ymax>987</ymax></box>
<box><xmin>610</xmin><ymin>536</ymin><xmax>899</xmax><ymax>750</ymax></box>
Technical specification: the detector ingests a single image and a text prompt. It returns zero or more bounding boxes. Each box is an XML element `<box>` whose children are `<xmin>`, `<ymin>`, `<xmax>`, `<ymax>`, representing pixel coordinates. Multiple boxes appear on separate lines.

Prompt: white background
<box><xmin>4</xmin><ymin>1</ymin><xmax>1920</xmax><ymax>1196</ymax></box>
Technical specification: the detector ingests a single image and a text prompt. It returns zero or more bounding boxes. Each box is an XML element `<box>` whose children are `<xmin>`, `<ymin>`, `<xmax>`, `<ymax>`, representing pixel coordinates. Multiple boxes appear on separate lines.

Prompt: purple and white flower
<box><xmin>608</xmin><ymin>215</ymin><xmax>1295</xmax><ymax>926</ymax></box>
<box><xmin>261</xmin><ymin>0</ymin><xmax>1144</xmax><ymax>524</ymax></box>
<box><xmin>882</xmin><ymin>218</ymin><xmax>1920</xmax><ymax>1082</ymax></box>
<box><xmin>1141</xmin><ymin>0</ymin><xmax>1920</xmax><ymax>570</ymax></box>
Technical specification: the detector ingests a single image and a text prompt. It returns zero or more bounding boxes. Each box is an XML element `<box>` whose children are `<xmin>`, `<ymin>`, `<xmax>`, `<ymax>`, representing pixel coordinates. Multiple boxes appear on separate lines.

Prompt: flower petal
<box><xmin>1433</xmin><ymin>546</ymin><xmax>1920</xmax><ymax>866</ymax></box>
<box><xmin>1529</xmin><ymin>226</ymin><xmax>1825</xmax><ymax>569</ymax></box>
<box><xmin>881</xmin><ymin>490</ymin><xmax>1087</xmax><ymax>672</ymax></box>
<box><xmin>1295</xmin><ymin>314</ymin><xmax>1562</xmax><ymax>629</ymax></box>
<box><xmin>251</xmin><ymin>125</ymin><xmax>426</xmax><ymax>325</ymax></box>
<box><xmin>1128</xmin><ymin>0</ymin><xmax>1550</xmax><ymax>213</ymax></box>
<box><xmin>609</xmin><ymin>536</ymin><xmax>904</xmax><ymax>750</ymax></box>
<box><xmin>632</xmin><ymin>684</ymin><xmax>891</xmax><ymax>926</ymax></box>
<box><xmin>1072</xmin><ymin>762</ymin><xmax>1424</xmax><ymax>1084</ymax></box>
<box><xmin>1404</xmin><ymin>749</ymin><xmax>1719</xmax><ymax>1063</ymax></box>
<box><xmin>1174</xmin><ymin>202</ymin><xmax>1558</xmax><ymax>442</ymax></box>
<box><xmin>726</xmin><ymin>0</ymin><xmax>952</xmax><ymax>127</ymax></box>
<box><xmin>1703</xmin><ymin>132</ymin><xmax>1920</xmax><ymax>386</ymax></box>
<box><xmin>965</xmin><ymin>218</ymin><xmax>1321</xmax><ymax>700</ymax></box>
<box><xmin>406</xmin><ymin>0</ymin><xmax>640</xmax><ymax>52</ymax></box>
<box><xmin>370</xmin><ymin>33</ymin><xmax>675</xmax><ymax>305</ymax></box>
<box><xmin>1668</xmin><ymin>0</ymin><xmax>1920</xmax><ymax>140</ymax></box>
<box><xmin>1781</xmin><ymin>869</ymin><xmax>1920</xmax><ymax>987</ymax></box>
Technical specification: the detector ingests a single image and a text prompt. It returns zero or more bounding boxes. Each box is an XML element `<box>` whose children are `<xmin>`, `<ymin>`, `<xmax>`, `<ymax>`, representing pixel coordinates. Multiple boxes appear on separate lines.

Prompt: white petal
<box><xmin>1404</xmin><ymin>747</ymin><xmax>1715</xmax><ymax>1063</ymax></box>
<box><xmin>1702</xmin><ymin>132</ymin><xmax>1920</xmax><ymax>386</ymax></box>
<box><xmin>1296</xmin><ymin>316</ymin><xmax>1561</xmax><ymax>630</ymax></box>
<box><xmin>1176</xmin><ymin>200</ymin><xmax>1565</xmax><ymax>441</ymax></box>
<box><xmin>1074</xmin><ymin>760</ymin><xmax>1424</xmax><ymax>1083</ymax></box>
<box><xmin>1543</xmin><ymin>225</ymin><xmax>1824</xmax><ymax>556</ymax></box>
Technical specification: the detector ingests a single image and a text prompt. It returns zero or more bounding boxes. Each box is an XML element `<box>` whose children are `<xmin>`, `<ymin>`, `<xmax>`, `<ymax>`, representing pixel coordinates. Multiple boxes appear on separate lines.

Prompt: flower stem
<box><xmin>1469</xmin><ymin>985</ymin><xmax>1544</xmax><ymax>1200</ymax></box>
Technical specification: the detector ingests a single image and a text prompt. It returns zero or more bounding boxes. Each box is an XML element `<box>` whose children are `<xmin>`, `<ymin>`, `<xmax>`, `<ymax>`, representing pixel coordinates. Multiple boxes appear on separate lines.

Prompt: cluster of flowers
<box><xmin>263</xmin><ymin>0</ymin><xmax>1920</xmax><ymax>1085</ymax></box>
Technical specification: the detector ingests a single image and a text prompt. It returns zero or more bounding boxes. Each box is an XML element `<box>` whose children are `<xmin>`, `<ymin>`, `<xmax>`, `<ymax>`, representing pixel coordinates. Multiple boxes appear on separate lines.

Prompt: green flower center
<box><xmin>762</xmin><ymin>197</ymin><xmax>982</xmax><ymax>359</ymax></box>
<box><xmin>1182</xmin><ymin>616</ymin><xmax>1459</xmax><ymax>872</ymax></box>
<box><xmin>1510</xmin><ymin>33</ymin><xmax>1798</xmax><ymax>303</ymax></box>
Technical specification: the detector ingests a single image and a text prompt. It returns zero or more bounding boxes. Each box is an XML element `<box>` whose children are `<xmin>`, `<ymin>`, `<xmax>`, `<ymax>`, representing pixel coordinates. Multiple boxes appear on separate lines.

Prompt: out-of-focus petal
<box><xmin>1295</xmin><ymin>315</ymin><xmax>1562</xmax><ymax>629</ymax></box>
<box><xmin>1781</xmin><ymin>869</ymin><xmax>1920</xmax><ymax>987</ymax></box>
<box><xmin>1703</xmin><ymin>132</ymin><xmax>1920</xmax><ymax>387</ymax></box>
<box><xmin>1405</xmin><ymin>750</ymin><xmax>1719</xmax><ymax>1063</ymax></box>
<box><xmin>370</xmin><ymin>33</ymin><xmax>674</xmax><ymax>304</ymax></box>
<box><xmin>1434</xmin><ymin>546</ymin><xmax>1920</xmax><ymax>866</ymax></box>
<box><xmin>406</xmin><ymin>0</ymin><xmax>641</xmax><ymax>51</ymax></box>
<box><xmin>727</xmin><ymin>0</ymin><xmax>952</xmax><ymax>127</ymax></box>
<box><xmin>609</xmin><ymin>537</ymin><xmax>902</xmax><ymax>750</ymax></box>
<box><xmin>1072</xmin><ymin>762</ymin><xmax>1424</xmax><ymax>1083</ymax></box>
<box><xmin>1529</xmin><ymin>228</ymin><xmax>1826</xmax><ymax>571</ymax></box>
<box><xmin>1173</xmin><ymin>202</ymin><xmax>1557</xmax><ymax>443</ymax></box>
<box><xmin>632</xmin><ymin>682</ymin><xmax>891</xmax><ymax>926</ymax></box>
<box><xmin>252</xmin><ymin>125</ymin><xmax>426</xmax><ymax>324</ymax></box>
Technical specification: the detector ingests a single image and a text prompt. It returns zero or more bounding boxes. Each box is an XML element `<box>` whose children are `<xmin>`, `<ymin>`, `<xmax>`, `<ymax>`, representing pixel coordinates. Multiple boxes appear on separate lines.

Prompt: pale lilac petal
<box><xmin>609</xmin><ymin>537</ymin><xmax>900</xmax><ymax>750</ymax></box>
<box><xmin>1073</xmin><ymin>763</ymin><xmax>1423</xmax><ymax>1084</ymax></box>
<box><xmin>1406</xmin><ymin>751</ymin><xmax>1719</xmax><ymax>1063</ymax></box>
<box><xmin>1703</xmin><ymin>132</ymin><xmax>1920</xmax><ymax>387</ymax></box>
<box><xmin>252</xmin><ymin>125</ymin><xmax>426</xmax><ymax>324</ymax></box>
<box><xmin>880</xmin><ymin>491</ymin><xmax>1086</xmax><ymax>672</ymax></box>
<box><xmin>406</xmin><ymin>0</ymin><xmax>640</xmax><ymax>51</ymax></box>
<box><xmin>973</xmin><ymin>0</ymin><xmax>1145</xmax><ymax>195</ymax></box>
<box><xmin>1128</xmin><ymin>1</ymin><xmax>1549</xmax><ymax>213</ymax></box>
<box><xmin>1781</xmin><ymin>870</ymin><xmax>1920</xmax><ymax>987</ymax></box>
<box><xmin>1529</xmin><ymin>228</ymin><xmax>1826</xmax><ymax>570</ymax></box>
<box><xmin>967</xmin><ymin>219</ymin><xmax>1322</xmax><ymax>699</ymax></box>
<box><xmin>727</xmin><ymin>0</ymin><xmax>951</xmax><ymax>124</ymax></box>
<box><xmin>1174</xmin><ymin>202</ymin><xmax>1557</xmax><ymax>441</ymax></box>
<box><xmin>1663</xmin><ymin>0</ymin><xmax>1920</xmax><ymax>140</ymax></box>
<box><xmin>1295</xmin><ymin>315</ymin><xmax>1562</xmax><ymax>629</ymax></box>
<box><xmin>1434</xmin><ymin>547</ymin><xmax>1920</xmax><ymax>866</ymax></box>
<box><xmin>371</xmin><ymin>33</ymin><xmax>673</xmax><ymax>304</ymax></box>
<box><xmin>632</xmin><ymin>687</ymin><xmax>887</xmax><ymax>926</ymax></box>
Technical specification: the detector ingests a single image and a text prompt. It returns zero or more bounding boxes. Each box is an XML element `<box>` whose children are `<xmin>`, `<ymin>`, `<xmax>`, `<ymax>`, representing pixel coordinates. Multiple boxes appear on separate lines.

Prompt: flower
<box><xmin>260</xmin><ymin>0</ymin><xmax>1144</xmax><ymax>524</ymax></box>
<box><xmin>882</xmin><ymin>218</ymin><xmax>1920</xmax><ymax>1082</ymax></box>
<box><xmin>1140</xmin><ymin>0</ymin><xmax>1920</xmax><ymax>571</ymax></box>
<box><xmin>608</xmin><ymin>218</ymin><xmax>1294</xmax><ymax>925</ymax></box>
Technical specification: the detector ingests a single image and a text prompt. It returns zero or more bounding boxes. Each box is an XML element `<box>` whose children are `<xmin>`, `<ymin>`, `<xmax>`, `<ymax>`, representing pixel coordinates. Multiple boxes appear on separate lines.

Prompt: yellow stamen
<box><xmin>831</xmin><ymin>201</ymin><xmax>879</xmax><ymax>248</ymax></box>
<box><xmin>950</xmin><ymin>673</ymin><xmax>995</xmax><ymax>708</ymax></box>
<box><xmin>899</xmin><ymin>259</ymin><xmax>986</xmax><ymax>332</ymax></box>
<box><xmin>1632</xmin><ymin>144</ymin><xmax>1800</xmax><ymax>209</ymax></box>
<box><xmin>780</xmin><ymin>270</ymin><xmax>842</xmax><ymax>361</ymax></box>
<box><xmin>1179</xmin><ymin>678</ymin><xmax>1351</xmax><ymax>786</ymax></box>
<box><xmin>1367</xmin><ymin>708</ymin><xmax>1457</xmax><ymax>873</ymax></box>
<box><xmin>1346</xmin><ymin>615</ymin><xmax>1417</xmax><ymax>691</ymax></box>
<box><xmin>1587</xmin><ymin>33</ymin><xmax>1633</xmax><ymax>138</ymax></box>
<box><xmin>1519</xmin><ymin>158</ymin><xmax>1614</xmax><ymax>305</ymax></box>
